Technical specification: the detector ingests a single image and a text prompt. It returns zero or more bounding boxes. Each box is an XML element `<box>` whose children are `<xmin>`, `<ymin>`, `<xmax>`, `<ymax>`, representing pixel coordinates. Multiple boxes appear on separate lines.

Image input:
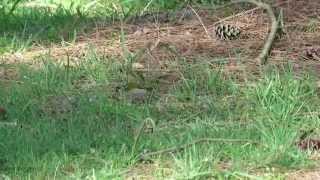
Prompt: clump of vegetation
<box><xmin>1</xmin><ymin>0</ymin><xmax>320</xmax><ymax>179</ymax></box>
<box><xmin>1</xmin><ymin>53</ymin><xmax>319</xmax><ymax>178</ymax></box>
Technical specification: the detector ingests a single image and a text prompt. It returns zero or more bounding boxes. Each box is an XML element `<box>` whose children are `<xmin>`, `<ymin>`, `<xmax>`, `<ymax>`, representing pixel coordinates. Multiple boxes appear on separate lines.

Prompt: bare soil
<box><xmin>1</xmin><ymin>1</ymin><xmax>319</xmax><ymax>75</ymax></box>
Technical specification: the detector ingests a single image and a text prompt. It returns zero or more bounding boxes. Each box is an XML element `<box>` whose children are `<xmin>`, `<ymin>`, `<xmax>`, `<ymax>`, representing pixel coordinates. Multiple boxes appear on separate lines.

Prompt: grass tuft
<box><xmin>1</xmin><ymin>55</ymin><xmax>319</xmax><ymax>178</ymax></box>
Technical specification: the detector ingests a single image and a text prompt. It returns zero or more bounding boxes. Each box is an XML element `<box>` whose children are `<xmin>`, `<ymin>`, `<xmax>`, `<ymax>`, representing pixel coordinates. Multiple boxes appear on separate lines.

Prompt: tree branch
<box><xmin>230</xmin><ymin>0</ymin><xmax>278</xmax><ymax>65</ymax></box>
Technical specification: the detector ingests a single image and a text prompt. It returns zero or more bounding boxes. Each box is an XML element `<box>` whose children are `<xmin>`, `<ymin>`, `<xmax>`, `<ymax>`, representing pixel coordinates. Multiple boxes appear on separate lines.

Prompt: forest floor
<box><xmin>2</xmin><ymin>0</ymin><xmax>320</xmax><ymax>74</ymax></box>
<box><xmin>1</xmin><ymin>0</ymin><xmax>320</xmax><ymax>179</ymax></box>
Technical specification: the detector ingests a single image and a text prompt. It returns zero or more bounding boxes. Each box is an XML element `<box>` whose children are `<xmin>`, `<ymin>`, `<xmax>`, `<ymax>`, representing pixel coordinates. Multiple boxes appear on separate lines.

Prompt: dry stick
<box><xmin>132</xmin><ymin>121</ymin><xmax>145</xmax><ymax>155</ymax></box>
<box><xmin>189</xmin><ymin>0</ymin><xmax>279</xmax><ymax>65</ymax></box>
<box><xmin>313</xmin><ymin>54</ymin><xmax>320</xmax><ymax>61</ymax></box>
<box><xmin>0</xmin><ymin>122</ymin><xmax>17</xmax><ymax>127</ymax></box>
<box><xmin>213</xmin><ymin>7</ymin><xmax>260</xmax><ymax>26</ymax></box>
<box><xmin>213</xmin><ymin>0</ymin><xmax>288</xmax><ymax>26</ymax></box>
<box><xmin>0</xmin><ymin>79</ymin><xmax>24</xmax><ymax>84</ymax></box>
<box><xmin>188</xmin><ymin>5</ymin><xmax>212</xmax><ymax>40</ymax></box>
<box><xmin>231</xmin><ymin>0</ymin><xmax>278</xmax><ymax>65</ymax></box>
<box><xmin>139</xmin><ymin>138</ymin><xmax>257</xmax><ymax>159</ymax></box>
<box><xmin>132</xmin><ymin>118</ymin><xmax>151</xmax><ymax>156</ymax></box>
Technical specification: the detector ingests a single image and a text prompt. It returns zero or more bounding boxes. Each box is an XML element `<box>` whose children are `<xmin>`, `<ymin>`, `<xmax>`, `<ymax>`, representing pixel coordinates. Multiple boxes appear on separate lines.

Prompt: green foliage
<box><xmin>1</xmin><ymin>55</ymin><xmax>319</xmax><ymax>178</ymax></box>
<box><xmin>116</xmin><ymin>0</ymin><xmax>230</xmax><ymax>14</ymax></box>
<box><xmin>0</xmin><ymin>0</ymin><xmax>25</xmax><ymax>15</ymax></box>
<box><xmin>0</xmin><ymin>0</ymin><xmax>233</xmax><ymax>53</ymax></box>
<box><xmin>0</xmin><ymin>0</ymin><xmax>319</xmax><ymax>178</ymax></box>
<box><xmin>120</xmin><ymin>0</ymin><xmax>180</xmax><ymax>9</ymax></box>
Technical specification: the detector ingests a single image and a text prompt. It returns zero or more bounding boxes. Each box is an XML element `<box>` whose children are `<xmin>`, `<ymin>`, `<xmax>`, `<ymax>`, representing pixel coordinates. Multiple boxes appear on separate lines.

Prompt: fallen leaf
<box><xmin>298</xmin><ymin>138</ymin><xmax>320</xmax><ymax>151</ymax></box>
<box><xmin>304</xmin><ymin>47</ymin><xmax>320</xmax><ymax>61</ymax></box>
<box><xmin>132</xmin><ymin>63</ymin><xmax>145</xmax><ymax>70</ymax></box>
<box><xmin>0</xmin><ymin>107</ymin><xmax>7</xmax><ymax>120</ymax></box>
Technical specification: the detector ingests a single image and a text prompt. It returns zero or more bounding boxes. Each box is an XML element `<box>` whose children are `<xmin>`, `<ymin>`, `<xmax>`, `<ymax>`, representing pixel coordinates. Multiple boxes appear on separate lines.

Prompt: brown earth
<box><xmin>1</xmin><ymin>0</ymin><xmax>319</xmax><ymax>77</ymax></box>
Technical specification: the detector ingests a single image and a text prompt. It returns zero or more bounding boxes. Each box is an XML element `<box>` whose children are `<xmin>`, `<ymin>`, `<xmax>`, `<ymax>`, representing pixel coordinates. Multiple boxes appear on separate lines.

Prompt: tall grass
<box><xmin>1</xmin><ymin>0</ymin><xmax>319</xmax><ymax>179</ymax></box>
<box><xmin>0</xmin><ymin>0</ymin><xmax>231</xmax><ymax>53</ymax></box>
<box><xmin>0</xmin><ymin>53</ymin><xmax>319</xmax><ymax>178</ymax></box>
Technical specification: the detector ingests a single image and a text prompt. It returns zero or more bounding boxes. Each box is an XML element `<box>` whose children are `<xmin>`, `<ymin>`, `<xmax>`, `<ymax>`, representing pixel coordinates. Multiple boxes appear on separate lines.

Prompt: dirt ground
<box><xmin>1</xmin><ymin>0</ymin><xmax>319</xmax><ymax>76</ymax></box>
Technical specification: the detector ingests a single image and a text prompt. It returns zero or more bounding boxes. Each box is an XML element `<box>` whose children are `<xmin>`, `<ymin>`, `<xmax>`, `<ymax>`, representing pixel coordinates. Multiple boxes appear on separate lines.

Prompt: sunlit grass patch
<box><xmin>1</xmin><ymin>54</ymin><xmax>319</xmax><ymax>178</ymax></box>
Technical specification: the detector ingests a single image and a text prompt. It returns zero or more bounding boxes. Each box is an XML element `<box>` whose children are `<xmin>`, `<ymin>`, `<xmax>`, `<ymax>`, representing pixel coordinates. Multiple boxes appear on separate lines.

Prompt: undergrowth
<box><xmin>1</xmin><ymin>0</ymin><xmax>319</xmax><ymax>179</ymax></box>
<box><xmin>0</xmin><ymin>0</ymin><xmax>230</xmax><ymax>54</ymax></box>
<box><xmin>0</xmin><ymin>52</ymin><xmax>319</xmax><ymax>179</ymax></box>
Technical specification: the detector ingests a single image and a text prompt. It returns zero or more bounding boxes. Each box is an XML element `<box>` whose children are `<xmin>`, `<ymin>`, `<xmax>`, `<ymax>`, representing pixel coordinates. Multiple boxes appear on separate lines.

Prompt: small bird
<box><xmin>127</xmin><ymin>88</ymin><xmax>148</xmax><ymax>103</ymax></box>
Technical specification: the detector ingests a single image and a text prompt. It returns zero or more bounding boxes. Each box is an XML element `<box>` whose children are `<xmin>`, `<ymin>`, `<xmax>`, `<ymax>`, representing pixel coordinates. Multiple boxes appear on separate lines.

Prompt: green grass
<box><xmin>0</xmin><ymin>2</ymin><xmax>96</xmax><ymax>53</ymax></box>
<box><xmin>0</xmin><ymin>52</ymin><xmax>319</xmax><ymax>179</ymax></box>
<box><xmin>0</xmin><ymin>0</ymin><xmax>230</xmax><ymax>54</ymax></box>
<box><xmin>0</xmin><ymin>0</ymin><xmax>116</xmax><ymax>53</ymax></box>
<box><xmin>1</xmin><ymin>0</ymin><xmax>319</xmax><ymax>179</ymax></box>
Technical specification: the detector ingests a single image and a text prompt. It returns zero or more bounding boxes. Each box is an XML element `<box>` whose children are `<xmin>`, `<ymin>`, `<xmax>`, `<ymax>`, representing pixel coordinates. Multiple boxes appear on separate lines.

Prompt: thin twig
<box><xmin>131</xmin><ymin>119</ymin><xmax>147</xmax><ymax>156</ymax></box>
<box><xmin>191</xmin><ymin>0</ymin><xmax>282</xmax><ymax>65</ymax></box>
<box><xmin>213</xmin><ymin>0</ymin><xmax>289</xmax><ymax>26</ymax></box>
<box><xmin>139</xmin><ymin>138</ymin><xmax>257</xmax><ymax>159</ymax></box>
<box><xmin>213</xmin><ymin>7</ymin><xmax>261</xmax><ymax>26</ymax></box>
<box><xmin>139</xmin><ymin>0</ymin><xmax>155</xmax><ymax>16</ymax></box>
<box><xmin>132</xmin><ymin>118</ymin><xmax>155</xmax><ymax>155</ymax></box>
<box><xmin>231</xmin><ymin>0</ymin><xmax>279</xmax><ymax>64</ymax></box>
<box><xmin>188</xmin><ymin>5</ymin><xmax>212</xmax><ymax>40</ymax></box>
<box><xmin>0</xmin><ymin>122</ymin><xmax>17</xmax><ymax>127</ymax></box>
<box><xmin>0</xmin><ymin>79</ymin><xmax>24</xmax><ymax>84</ymax></box>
